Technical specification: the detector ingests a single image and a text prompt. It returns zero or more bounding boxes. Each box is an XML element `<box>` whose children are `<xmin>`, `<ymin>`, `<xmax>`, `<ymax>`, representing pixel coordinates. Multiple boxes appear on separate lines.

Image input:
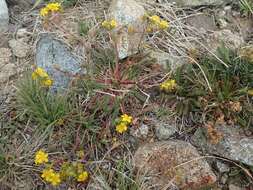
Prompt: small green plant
<box><xmin>240</xmin><ymin>0</ymin><xmax>253</xmax><ymax>16</ymax></box>
<box><xmin>160</xmin><ymin>46</ymin><xmax>253</xmax><ymax>127</ymax></box>
<box><xmin>78</xmin><ymin>21</ymin><xmax>90</xmax><ymax>36</ymax></box>
<box><xmin>16</xmin><ymin>73</ymin><xmax>72</xmax><ymax>126</ymax></box>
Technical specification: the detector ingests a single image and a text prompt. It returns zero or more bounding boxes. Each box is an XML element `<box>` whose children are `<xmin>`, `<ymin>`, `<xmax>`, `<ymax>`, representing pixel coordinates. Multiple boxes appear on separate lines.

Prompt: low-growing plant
<box><xmin>160</xmin><ymin>46</ymin><xmax>253</xmax><ymax>127</ymax></box>
<box><xmin>16</xmin><ymin>72</ymin><xmax>72</xmax><ymax>126</ymax></box>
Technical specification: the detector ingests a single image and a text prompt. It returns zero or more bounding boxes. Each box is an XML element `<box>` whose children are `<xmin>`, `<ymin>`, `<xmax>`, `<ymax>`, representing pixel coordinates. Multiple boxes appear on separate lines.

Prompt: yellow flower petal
<box><xmin>35</xmin><ymin>150</ymin><xmax>48</xmax><ymax>165</ymax></box>
<box><xmin>116</xmin><ymin>122</ymin><xmax>128</xmax><ymax>134</ymax></box>
<box><xmin>77</xmin><ymin>171</ymin><xmax>89</xmax><ymax>182</ymax></box>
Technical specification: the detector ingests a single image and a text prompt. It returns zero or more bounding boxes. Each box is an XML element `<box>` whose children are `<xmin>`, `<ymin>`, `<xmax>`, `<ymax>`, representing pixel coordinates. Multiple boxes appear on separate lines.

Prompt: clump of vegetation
<box><xmin>16</xmin><ymin>71</ymin><xmax>72</xmax><ymax>126</ymax></box>
<box><xmin>159</xmin><ymin>46</ymin><xmax>253</xmax><ymax>127</ymax></box>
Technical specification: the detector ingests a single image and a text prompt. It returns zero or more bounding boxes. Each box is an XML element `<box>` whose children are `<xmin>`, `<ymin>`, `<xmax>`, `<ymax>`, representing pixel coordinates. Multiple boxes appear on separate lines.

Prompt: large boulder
<box><xmin>133</xmin><ymin>140</ymin><xmax>217</xmax><ymax>189</ymax></box>
<box><xmin>0</xmin><ymin>0</ymin><xmax>9</xmax><ymax>32</ymax></box>
<box><xmin>109</xmin><ymin>0</ymin><xmax>145</xmax><ymax>59</ymax></box>
<box><xmin>192</xmin><ymin>125</ymin><xmax>253</xmax><ymax>166</ymax></box>
<box><xmin>35</xmin><ymin>34</ymin><xmax>84</xmax><ymax>91</ymax></box>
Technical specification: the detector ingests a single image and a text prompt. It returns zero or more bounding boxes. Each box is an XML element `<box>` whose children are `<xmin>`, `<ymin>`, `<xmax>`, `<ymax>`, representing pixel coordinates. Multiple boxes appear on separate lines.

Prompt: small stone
<box><xmin>133</xmin><ymin>140</ymin><xmax>217</xmax><ymax>189</ymax></box>
<box><xmin>220</xmin><ymin>174</ymin><xmax>228</xmax><ymax>185</ymax></box>
<box><xmin>131</xmin><ymin>124</ymin><xmax>149</xmax><ymax>138</ymax></box>
<box><xmin>0</xmin><ymin>48</ymin><xmax>12</xmax><ymax>66</ymax></box>
<box><xmin>215</xmin><ymin>161</ymin><xmax>230</xmax><ymax>173</ymax></box>
<box><xmin>109</xmin><ymin>0</ymin><xmax>145</xmax><ymax>59</ymax></box>
<box><xmin>36</xmin><ymin>34</ymin><xmax>84</xmax><ymax>91</ymax></box>
<box><xmin>150</xmin><ymin>51</ymin><xmax>187</xmax><ymax>71</ymax></box>
<box><xmin>162</xmin><ymin>0</ymin><xmax>232</xmax><ymax>7</ymax></box>
<box><xmin>8</xmin><ymin>39</ymin><xmax>30</xmax><ymax>58</ymax></box>
<box><xmin>0</xmin><ymin>63</ymin><xmax>16</xmax><ymax>83</ymax></box>
<box><xmin>186</xmin><ymin>14</ymin><xmax>217</xmax><ymax>31</ymax></box>
<box><xmin>228</xmin><ymin>184</ymin><xmax>246</xmax><ymax>190</ymax></box>
<box><xmin>155</xmin><ymin>121</ymin><xmax>177</xmax><ymax>140</ymax></box>
<box><xmin>209</xmin><ymin>30</ymin><xmax>244</xmax><ymax>51</ymax></box>
<box><xmin>0</xmin><ymin>0</ymin><xmax>9</xmax><ymax>32</ymax></box>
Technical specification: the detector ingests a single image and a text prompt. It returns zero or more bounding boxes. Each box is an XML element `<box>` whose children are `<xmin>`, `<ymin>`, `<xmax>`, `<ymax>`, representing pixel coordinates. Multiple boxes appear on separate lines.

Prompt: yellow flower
<box><xmin>146</xmin><ymin>26</ymin><xmax>153</xmax><ymax>33</ymax></box>
<box><xmin>120</xmin><ymin>114</ymin><xmax>133</xmax><ymax>124</ymax></box>
<box><xmin>40</xmin><ymin>3</ymin><xmax>62</xmax><ymax>18</ymax></box>
<box><xmin>159</xmin><ymin>20</ymin><xmax>169</xmax><ymax>30</ymax></box>
<box><xmin>50</xmin><ymin>172</ymin><xmax>61</xmax><ymax>186</ymax></box>
<box><xmin>149</xmin><ymin>15</ymin><xmax>160</xmax><ymax>24</ymax></box>
<box><xmin>160</xmin><ymin>79</ymin><xmax>177</xmax><ymax>92</ymax></box>
<box><xmin>35</xmin><ymin>150</ymin><xmax>48</xmax><ymax>165</ymax></box>
<box><xmin>248</xmin><ymin>89</ymin><xmax>253</xmax><ymax>96</ymax></box>
<box><xmin>46</xmin><ymin>3</ymin><xmax>61</xmax><ymax>12</ymax></box>
<box><xmin>41</xmin><ymin>168</ymin><xmax>55</xmax><ymax>182</ymax></box>
<box><xmin>110</xmin><ymin>19</ymin><xmax>117</xmax><ymax>29</ymax></box>
<box><xmin>32</xmin><ymin>67</ymin><xmax>49</xmax><ymax>79</ymax></box>
<box><xmin>116</xmin><ymin>122</ymin><xmax>128</xmax><ymax>134</ymax></box>
<box><xmin>40</xmin><ymin>7</ymin><xmax>49</xmax><ymax>17</ymax></box>
<box><xmin>77</xmin><ymin>171</ymin><xmax>89</xmax><ymax>182</ymax></box>
<box><xmin>43</xmin><ymin>78</ymin><xmax>53</xmax><ymax>87</ymax></box>
<box><xmin>102</xmin><ymin>19</ymin><xmax>117</xmax><ymax>30</ymax></box>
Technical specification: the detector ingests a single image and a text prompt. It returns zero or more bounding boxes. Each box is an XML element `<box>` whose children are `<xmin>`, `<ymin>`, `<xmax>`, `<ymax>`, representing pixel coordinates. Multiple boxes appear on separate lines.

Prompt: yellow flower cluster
<box><xmin>35</xmin><ymin>150</ymin><xmax>48</xmax><ymax>165</ymax></box>
<box><xmin>32</xmin><ymin>67</ymin><xmax>53</xmax><ymax>87</ymax></box>
<box><xmin>42</xmin><ymin>168</ymin><xmax>61</xmax><ymax>186</ymax></box>
<box><xmin>34</xmin><ymin>150</ymin><xmax>89</xmax><ymax>186</ymax></box>
<box><xmin>116</xmin><ymin>114</ymin><xmax>133</xmax><ymax>134</ymax></box>
<box><xmin>160</xmin><ymin>79</ymin><xmax>177</xmax><ymax>92</ymax></box>
<box><xmin>40</xmin><ymin>2</ymin><xmax>62</xmax><ymax>17</ymax></box>
<box><xmin>102</xmin><ymin>19</ymin><xmax>117</xmax><ymax>30</ymax></box>
<box><xmin>147</xmin><ymin>15</ymin><xmax>169</xmax><ymax>32</ymax></box>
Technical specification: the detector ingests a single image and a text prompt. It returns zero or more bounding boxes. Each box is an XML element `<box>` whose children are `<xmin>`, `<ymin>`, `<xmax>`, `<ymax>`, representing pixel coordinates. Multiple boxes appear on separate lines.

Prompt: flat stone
<box><xmin>215</xmin><ymin>161</ymin><xmax>230</xmax><ymax>173</ymax></box>
<box><xmin>150</xmin><ymin>51</ymin><xmax>187</xmax><ymax>71</ymax></box>
<box><xmin>35</xmin><ymin>34</ymin><xmax>84</xmax><ymax>91</ymax></box>
<box><xmin>208</xmin><ymin>30</ymin><xmax>244</xmax><ymax>51</ymax></box>
<box><xmin>163</xmin><ymin>0</ymin><xmax>232</xmax><ymax>6</ymax></box>
<box><xmin>228</xmin><ymin>184</ymin><xmax>246</xmax><ymax>190</ymax></box>
<box><xmin>155</xmin><ymin>121</ymin><xmax>177</xmax><ymax>140</ymax></box>
<box><xmin>8</xmin><ymin>39</ymin><xmax>30</xmax><ymax>58</ymax></box>
<box><xmin>192</xmin><ymin>125</ymin><xmax>253</xmax><ymax>166</ymax></box>
<box><xmin>186</xmin><ymin>14</ymin><xmax>217</xmax><ymax>31</ymax></box>
<box><xmin>133</xmin><ymin>140</ymin><xmax>217</xmax><ymax>189</ymax></box>
<box><xmin>131</xmin><ymin>124</ymin><xmax>149</xmax><ymax>138</ymax></box>
<box><xmin>0</xmin><ymin>0</ymin><xmax>9</xmax><ymax>33</ymax></box>
<box><xmin>109</xmin><ymin>0</ymin><xmax>145</xmax><ymax>59</ymax></box>
<box><xmin>0</xmin><ymin>63</ymin><xmax>16</xmax><ymax>83</ymax></box>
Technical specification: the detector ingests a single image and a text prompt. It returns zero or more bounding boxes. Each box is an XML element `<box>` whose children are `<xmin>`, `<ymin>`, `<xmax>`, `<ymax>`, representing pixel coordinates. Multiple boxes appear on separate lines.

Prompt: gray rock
<box><xmin>208</xmin><ymin>30</ymin><xmax>244</xmax><ymax>51</ymax></box>
<box><xmin>150</xmin><ymin>51</ymin><xmax>187</xmax><ymax>71</ymax></box>
<box><xmin>0</xmin><ymin>0</ymin><xmax>9</xmax><ymax>32</ymax></box>
<box><xmin>8</xmin><ymin>39</ymin><xmax>30</xmax><ymax>58</ymax></box>
<box><xmin>163</xmin><ymin>0</ymin><xmax>231</xmax><ymax>6</ymax></box>
<box><xmin>186</xmin><ymin>13</ymin><xmax>217</xmax><ymax>31</ymax></box>
<box><xmin>131</xmin><ymin>124</ymin><xmax>149</xmax><ymax>138</ymax></box>
<box><xmin>155</xmin><ymin>121</ymin><xmax>177</xmax><ymax>140</ymax></box>
<box><xmin>192</xmin><ymin>125</ymin><xmax>253</xmax><ymax>166</ymax></box>
<box><xmin>36</xmin><ymin>34</ymin><xmax>84</xmax><ymax>91</ymax></box>
<box><xmin>215</xmin><ymin>161</ymin><xmax>230</xmax><ymax>173</ymax></box>
<box><xmin>0</xmin><ymin>48</ymin><xmax>16</xmax><ymax>83</ymax></box>
<box><xmin>133</xmin><ymin>140</ymin><xmax>217</xmax><ymax>189</ymax></box>
<box><xmin>228</xmin><ymin>184</ymin><xmax>246</xmax><ymax>190</ymax></box>
<box><xmin>109</xmin><ymin>0</ymin><xmax>145</xmax><ymax>59</ymax></box>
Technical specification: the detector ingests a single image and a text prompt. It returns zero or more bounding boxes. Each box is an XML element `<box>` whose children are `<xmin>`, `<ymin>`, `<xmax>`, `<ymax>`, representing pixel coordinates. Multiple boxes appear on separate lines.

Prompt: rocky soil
<box><xmin>0</xmin><ymin>0</ymin><xmax>253</xmax><ymax>189</ymax></box>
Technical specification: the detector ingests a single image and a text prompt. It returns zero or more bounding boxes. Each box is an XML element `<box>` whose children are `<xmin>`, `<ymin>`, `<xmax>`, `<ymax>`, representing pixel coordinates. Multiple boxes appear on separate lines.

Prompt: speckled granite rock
<box><xmin>133</xmin><ymin>140</ymin><xmax>217</xmax><ymax>189</ymax></box>
<box><xmin>192</xmin><ymin>125</ymin><xmax>253</xmax><ymax>166</ymax></box>
<box><xmin>0</xmin><ymin>0</ymin><xmax>9</xmax><ymax>32</ymax></box>
<box><xmin>36</xmin><ymin>34</ymin><xmax>84</xmax><ymax>91</ymax></box>
<box><xmin>109</xmin><ymin>0</ymin><xmax>145</xmax><ymax>59</ymax></box>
